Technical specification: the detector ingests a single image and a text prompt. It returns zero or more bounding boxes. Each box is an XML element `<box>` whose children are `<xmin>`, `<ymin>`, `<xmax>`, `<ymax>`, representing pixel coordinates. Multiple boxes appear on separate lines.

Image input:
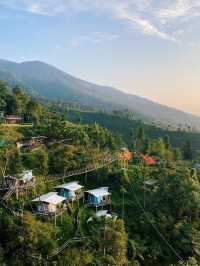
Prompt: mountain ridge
<box><xmin>0</xmin><ymin>58</ymin><xmax>200</xmax><ymax>130</ymax></box>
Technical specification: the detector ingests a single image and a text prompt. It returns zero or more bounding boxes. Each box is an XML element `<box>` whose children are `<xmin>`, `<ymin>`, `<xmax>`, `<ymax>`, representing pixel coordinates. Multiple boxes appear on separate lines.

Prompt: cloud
<box><xmin>157</xmin><ymin>0</ymin><xmax>200</xmax><ymax>20</ymax></box>
<box><xmin>1</xmin><ymin>0</ymin><xmax>199</xmax><ymax>44</ymax></box>
<box><xmin>117</xmin><ymin>7</ymin><xmax>177</xmax><ymax>42</ymax></box>
<box><xmin>71</xmin><ymin>31</ymin><xmax>119</xmax><ymax>47</ymax></box>
<box><xmin>27</xmin><ymin>4</ymin><xmax>48</xmax><ymax>16</ymax></box>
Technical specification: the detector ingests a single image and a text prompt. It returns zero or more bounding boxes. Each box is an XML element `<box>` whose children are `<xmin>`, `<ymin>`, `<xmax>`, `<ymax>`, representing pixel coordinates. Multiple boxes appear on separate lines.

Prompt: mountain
<box><xmin>0</xmin><ymin>58</ymin><xmax>200</xmax><ymax>130</ymax></box>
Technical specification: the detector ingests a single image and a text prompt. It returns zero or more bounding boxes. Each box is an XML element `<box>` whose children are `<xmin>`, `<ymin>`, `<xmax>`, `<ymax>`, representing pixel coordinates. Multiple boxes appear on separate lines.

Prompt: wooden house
<box><xmin>55</xmin><ymin>181</ymin><xmax>84</xmax><ymax>202</ymax></box>
<box><xmin>16</xmin><ymin>136</ymin><xmax>47</xmax><ymax>151</ymax></box>
<box><xmin>4</xmin><ymin>115</ymin><xmax>21</xmax><ymax>124</ymax></box>
<box><xmin>31</xmin><ymin>192</ymin><xmax>66</xmax><ymax>215</ymax></box>
<box><xmin>84</xmin><ymin>187</ymin><xmax>111</xmax><ymax>208</ymax></box>
<box><xmin>3</xmin><ymin>170</ymin><xmax>35</xmax><ymax>200</ymax></box>
<box><xmin>4</xmin><ymin>170</ymin><xmax>34</xmax><ymax>187</ymax></box>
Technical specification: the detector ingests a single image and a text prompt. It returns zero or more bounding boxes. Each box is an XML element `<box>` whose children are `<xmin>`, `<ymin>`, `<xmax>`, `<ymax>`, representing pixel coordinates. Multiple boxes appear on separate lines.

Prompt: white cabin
<box><xmin>32</xmin><ymin>192</ymin><xmax>66</xmax><ymax>214</ymax></box>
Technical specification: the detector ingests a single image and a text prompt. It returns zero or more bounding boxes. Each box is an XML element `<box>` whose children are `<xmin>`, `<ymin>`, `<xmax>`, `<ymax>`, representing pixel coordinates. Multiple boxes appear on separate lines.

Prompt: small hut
<box><xmin>4</xmin><ymin>115</ymin><xmax>21</xmax><ymax>124</ymax></box>
<box><xmin>16</xmin><ymin>137</ymin><xmax>43</xmax><ymax>150</ymax></box>
<box><xmin>3</xmin><ymin>170</ymin><xmax>35</xmax><ymax>200</ymax></box>
<box><xmin>31</xmin><ymin>192</ymin><xmax>66</xmax><ymax>215</ymax></box>
<box><xmin>140</xmin><ymin>154</ymin><xmax>156</xmax><ymax>165</ymax></box>
<box><xmin>96</xmin><ymin>210</ymin><xmax>112</xmax><ymax>219</ymax></box>
<box><xmin>55</xmin><ymin>181</ymin><xmax>84</xmax><ymax>202</ymax></box>
<box><xmin>87</xmin><ymin>210</ymin><xmax>112</xmax><ymax>223</ymax></box>
<box><xmin>4</xmin><ymin>170</ymin><xmax>34</xmax><ymax>188</ymax></box>
<box><xmin>84</xmin><ymin>187</ymin><xmax>111</xmax><ymax>208</ymax></box>
<box><xmin>143</xmin><ymin>179</ymin><xmax>157</xmax><ymax>191</ymax></box>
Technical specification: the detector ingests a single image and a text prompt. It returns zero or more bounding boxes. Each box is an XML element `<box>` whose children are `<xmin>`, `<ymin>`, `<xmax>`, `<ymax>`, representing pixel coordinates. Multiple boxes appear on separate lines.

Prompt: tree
<box><xmin>25</xmin><ymin>99</ymin><xmax>43</xmax><ymax>125</ymax></box>
<box><xmin>143</xmin><ymin>138</ymin><xmax>150</xmax><ymax>154</ymax></box>
<box><xmin>22</xmin><ymin>212</ymin><xmax>56</xmax><ymax>264</ymax></box>
<box><xmin>0</xmin><ymin>81</ymin><xmax>15</xmax><ymax>114</ymax></box>
<box><xmin>0</xmin><ymin>145</ymin><xmax>18</xmax><ymax>180</ymax></box>
<box><xmin>182</xmin><ymin>140</ymin><xmax>193</xmax><ymax>160</ymax></box>
<box><xmin>120</xmin><ymin>186</ymin><xmax>127</xmax><ymax>220</ymax></box>
<box><xmin>164</xmin><ymin>135</ymin><xmax>171</xmax><ymax>150</ymax></box>
<box><xmin>13</xmin><ymin>86</ymin><xmax>27</xmax><ymax>116</ymax></box>
<box><xmin>22</xmin><ymin>147</ymin><xmax>48</xmax><ymax>175</ymax></box>
<box><xmin>136</xmin><ymin>126</ymin><xmax>145</xmax><ymax>152</ymax></box>
<box><xmin>0</xmin><ymin>81</ymin><xmax>9</xmax><ymax>110</ymax></box>
<box><xmin>150</xmin><ymin>138</ymin><xmax>165</xmax><ymax>158</ymax></box>
<box><xmin>173</xmin><ymin>148</ymin><xmax>182</xmax><ymax>161</ymax></box>
<box><xmin>49</xmin><ymin>145</ymin><xmax>78</xmax><ymax>174</ymax></box>
<box><xmin>107</xmin><ymin>219</ymin><xmax>128</xmax><ymax>265</ymax></box>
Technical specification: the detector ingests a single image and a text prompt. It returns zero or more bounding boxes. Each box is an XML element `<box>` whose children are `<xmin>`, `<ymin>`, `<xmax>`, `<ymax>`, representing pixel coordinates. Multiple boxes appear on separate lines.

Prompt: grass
<box><xmin>1</xmin><ymin>123</ymin><xmax>33</xmax><ymax>128</ymax></box>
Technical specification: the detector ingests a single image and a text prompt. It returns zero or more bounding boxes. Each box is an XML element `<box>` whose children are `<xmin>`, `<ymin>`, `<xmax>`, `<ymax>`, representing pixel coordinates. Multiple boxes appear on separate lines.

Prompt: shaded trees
<box><xmin>182</xmin><ymin>141</ymin><xmax>193</xmax><ymax>160</ymax></box>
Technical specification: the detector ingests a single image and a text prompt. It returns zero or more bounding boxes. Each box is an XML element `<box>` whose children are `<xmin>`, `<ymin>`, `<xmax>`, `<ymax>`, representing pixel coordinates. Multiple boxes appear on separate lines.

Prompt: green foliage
<box><xmin>1</xmin><ymin>80</ymin><xmax>200</xmax><ymax>266</ymax></box>
<box><xmin>66</xmin><ymin>108</ymin><xmax>200</xmax><ymax>152</ymax></box>
<box><xmin>0</xmin><ymin>145</ymin><xmax>21</xmax><ymax>179</ymax></box>
<box><xmin>164</xmin><ymin>135</ymin><xmax>171</xmax><ymax>150</ymax></box>
<box><xmin>182</xmin><ymin>141</ymin><xmax>193</xmax><ymax>160</ymax></box>
<box><xmin>22</xmin><ymin>147</ymin><xmax>49</xmax><ymax>175</ymax></box>
<box><xmin>174</xmin><ymin>148</ymin><xmax>182</xmax><ymax>161</ymax></box>
<box><xmin>25</xmin><ymin>99</ymin><xmax>43</xmax><ymax>125</ymax></box>
<box><xmin>0</xmin><ymin>82</ymin><xmax>43</xmax><ymax>126</ymax></box>
<box><xmin>22</xmin><ymin>212</ymin><xmax>57</xmax><ymax>263</ymax></box>
<box><xmin>136</xmin><ymin>125</ymin><xmax>145</xmax><ymax>151</ymax></box>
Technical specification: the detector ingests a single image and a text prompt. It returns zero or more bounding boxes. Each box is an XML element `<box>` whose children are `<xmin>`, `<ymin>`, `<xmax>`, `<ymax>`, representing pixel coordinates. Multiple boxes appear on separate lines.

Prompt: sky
<box><xmin>0</xmin><ymin>0</ymin><xmax>200</xmax><ymax>115</ymax></box>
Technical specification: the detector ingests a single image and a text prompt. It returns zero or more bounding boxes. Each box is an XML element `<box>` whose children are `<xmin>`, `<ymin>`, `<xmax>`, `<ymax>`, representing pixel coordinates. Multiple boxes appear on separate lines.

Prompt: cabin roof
<box><xmin>32</xmin><ymin>192</ymin><xmax>65</xmax><ymax>205</ymax></box>
<box><xmin>144</xmin><ymin>179</ymin><xmax>157</xmax><ymax>186</ymax></box>
<box><xmin>96</xmin><ymin>210</ymin><xmax>111</xmax><ymax>217</ymax></box>
<box><xmin>87</xmin><ymin>187</ymin><xmax>110</xmax><ymax>197</ymax></box>
<box><xmin>55</xmin><ymin>181</ymin><xmax>83</xmax><ymax>191</ymax></box>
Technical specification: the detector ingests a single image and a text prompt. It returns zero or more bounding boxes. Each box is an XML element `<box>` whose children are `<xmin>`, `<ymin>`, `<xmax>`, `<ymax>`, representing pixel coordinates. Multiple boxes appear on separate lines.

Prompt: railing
<box><xmin>45</xmin><ymin>155</ymin><xmax>118</xmax><ymax>184</ymax></box>
<box><xmin>47</xmin><ymin>237</ymin><xmax>89</xmax><ymax>259</ymax></box>
<box><xmin>86</xmin><ymin>199</ymin><xmax>111</xmax><ymax>207</ymax></box>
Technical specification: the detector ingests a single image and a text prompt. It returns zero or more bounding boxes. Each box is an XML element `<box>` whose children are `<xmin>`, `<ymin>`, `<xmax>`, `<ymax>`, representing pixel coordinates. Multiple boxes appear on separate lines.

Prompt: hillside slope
<box><xmin>0</xmin><ymin>59</ymin><xmax>200</xmax><ymax>129</ymax></box>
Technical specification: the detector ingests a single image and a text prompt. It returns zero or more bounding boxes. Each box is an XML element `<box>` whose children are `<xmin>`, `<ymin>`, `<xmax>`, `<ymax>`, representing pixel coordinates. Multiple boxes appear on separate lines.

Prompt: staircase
<box><xmin>3</xmin><ymin>181</ymin><xmax>17</xmax><ymax>201</ymax></box>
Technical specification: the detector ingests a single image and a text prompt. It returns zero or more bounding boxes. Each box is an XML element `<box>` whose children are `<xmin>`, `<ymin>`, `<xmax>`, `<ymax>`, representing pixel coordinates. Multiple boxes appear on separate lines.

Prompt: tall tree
<box><xmin>136</xmin><ymin>125</ymin><xmax>145</xmax><ymax>152</ymax></box>
<box><xmin>13</xmin><ymin>86</ymin><xmax>27</xmax><ymax>116</ymax></box>
<box><xmin>164</xmin><ymin>135</ymin><xmax>171</xmax><ymax>150</ymax></box>
<box><xmin>182</xmin><ymin>140</ymin><xmax>193</xmax><ymax>160</ymax></box>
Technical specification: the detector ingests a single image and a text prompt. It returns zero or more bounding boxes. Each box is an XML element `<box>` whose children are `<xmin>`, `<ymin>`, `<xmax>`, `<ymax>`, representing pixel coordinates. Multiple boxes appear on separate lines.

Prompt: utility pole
<box><xmin>121</xmin><ymin>186</ymin><xmax>126</xmax><ymax>220</ymax></box>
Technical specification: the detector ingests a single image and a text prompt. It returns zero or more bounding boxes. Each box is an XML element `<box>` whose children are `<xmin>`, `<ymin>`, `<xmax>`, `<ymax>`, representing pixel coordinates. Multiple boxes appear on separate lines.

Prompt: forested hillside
<box><xmin>1</xmin><ymin>59</ymin><xmax>200</xmax><ymax>130</ymax></box>
<box><xmin>0</xmin><ymin>81</ymin><xmax>200</xmax><ymax>266</ymax></box>
<box><xmin>50</xmin><ymin>103</ymin><xmax>200</xmax><ymax>154</ymax></box>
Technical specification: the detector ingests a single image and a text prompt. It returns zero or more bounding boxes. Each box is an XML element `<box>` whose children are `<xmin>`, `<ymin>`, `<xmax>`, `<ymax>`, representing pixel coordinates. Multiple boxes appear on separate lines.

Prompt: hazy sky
<box><xmin>0</xmin><ymin>0</ymin><xmax>200</xmax><ymax>115</ymax></box>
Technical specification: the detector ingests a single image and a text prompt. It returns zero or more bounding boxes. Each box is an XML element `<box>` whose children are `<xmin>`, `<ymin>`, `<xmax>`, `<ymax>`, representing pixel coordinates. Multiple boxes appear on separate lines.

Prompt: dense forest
<box><xmin>48</xmin><ymin>102</ymin><xmax>200</xmax><ymax>153</ymax></box>
<box><xmin>0</xmin><ymin>81</ymin><xmax>200</xmax><ymax>266</ymax></box>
